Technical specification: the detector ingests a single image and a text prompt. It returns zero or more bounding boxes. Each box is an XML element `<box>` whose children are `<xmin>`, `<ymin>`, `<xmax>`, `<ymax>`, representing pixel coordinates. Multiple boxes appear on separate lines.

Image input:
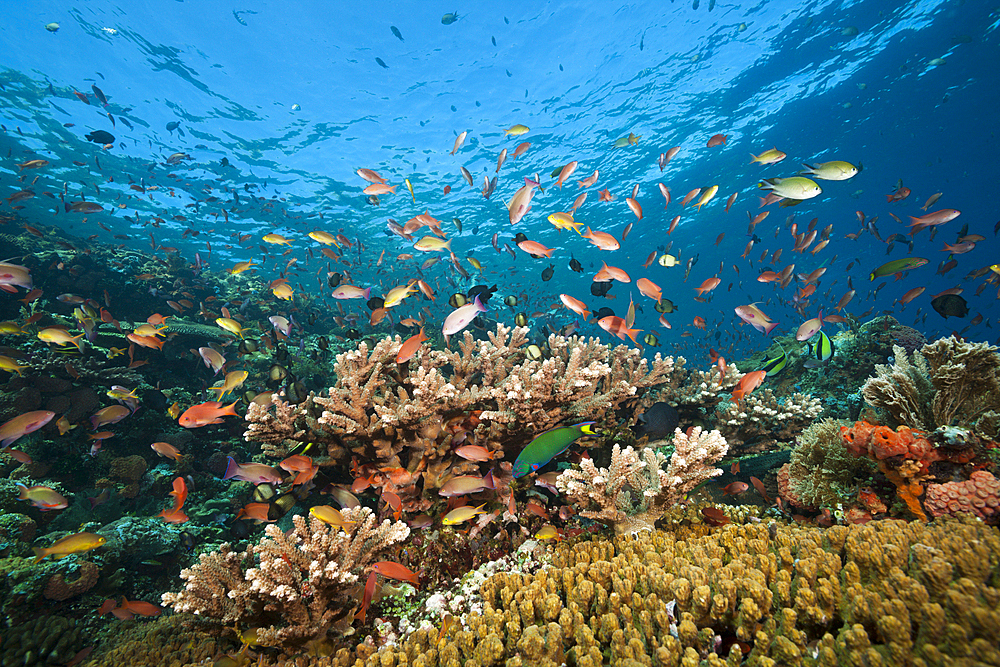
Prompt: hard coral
<box><xmin>925</xmin><ymin>470</ymin><xmax>1000</xmax><ymax>522</ymax></box>
<box><xmin>354</xmin><ymin>518</ymin><xmax>1000</xmax><ymax>667</ymax></box>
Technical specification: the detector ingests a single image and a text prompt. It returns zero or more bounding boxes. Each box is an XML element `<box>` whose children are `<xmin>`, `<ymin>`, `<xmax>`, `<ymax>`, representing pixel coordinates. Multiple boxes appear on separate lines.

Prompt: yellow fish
<box><xmin>405</xmin><ymin>178</ymin><xmax>415</xmax><ymax>203</ymax></box>
<box><xmin>383</xmin><ymin>283</ymin><xmax>417</xmax><ymax>308</ymax></box>
<box><xmin>309</xmin><ymin>505</ymin><xmax>357</xmax><ymax>532</ymax></box>
<box><xmin>210</xmin><ymin>370</ymin><xmax>249</xmax><ymax>400</ymax></box>
<box><xmin>504</xmin><ymin>124</ymin><xmax>530</xmax><ymax>136</ymax></box>
<box><xmin>413</xmin><ymin>236</ymin><xmax>452</xmax><ymax>253</ymax></box>
<box><xmin>37</xmin><ymin>328</ymin><xmax>84</xmax><ymax>351</ymax></box>
<box><xmin>227</xmin><ymin>259</ymin><xmax>257</xmax><ymax>275</ymax></box>
<box><xmin>272</xmin><ymin>283</ymin><xmax>294</xmax><ymax>300</ymax></box>
<box><xmin>215</xmin><ymin>318</ymin><xmax>244</xmax><ymax>339</ymax></box>
<box><xmin>262</xmin><ymin>233</ymin><xmax>292</xmax><ymax>245</ymax></box>
<box><xmin>442</xmin><ymin>502</ymin><xmax>488</xmax><ymax>526</ymax></box>
<box><xmin>33</xmin><ymin>532</ymin><xmax>106</xmax><ymax>563</ymax></box>
<box><xmin>0</xmin><ymin>355</ymin><xmax>25</xmax><ymax>376</ymax></box>
<box><xmin>308</xmin><ymin>231</ymin><xmax>340</xmax><ymax>247</ymax></box>
<box><xmin>107</xmin><ymin>346</ymin><xmax>128</xmax><ymax>359</ymax></box>
<box><xmin>167</xmin><ymin>402</ymin><xmax>181</xmax><ymax>419</ymax></box>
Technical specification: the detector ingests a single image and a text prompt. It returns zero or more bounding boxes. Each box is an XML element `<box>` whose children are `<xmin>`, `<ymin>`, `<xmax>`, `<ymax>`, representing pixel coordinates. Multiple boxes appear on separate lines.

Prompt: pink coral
<box><xmin>925</xmin><ymin>471</ymin><xmax>1000</xmax><ymax>520</ymax></box>
<box><xmin>776</xmin><ymin>463</ymin><xmax>812</xmax><ymax>509</ymax></box>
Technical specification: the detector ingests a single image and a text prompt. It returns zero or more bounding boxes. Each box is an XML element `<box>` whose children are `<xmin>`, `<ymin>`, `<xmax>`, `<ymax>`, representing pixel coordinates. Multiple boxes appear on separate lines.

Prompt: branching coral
<box><xmin>862</xmin><ymin>338</ymin><xmax>1000</xmax><ymax>434</ymax></box>
<box><xmin>161</xmin><ymin>507</ymin><xmax>409</xmax><ymax>648</ymax></box>
<box><xmin>556</xmin><ymin>427</ymin><xmax>728</xmax><ymax>534</ymax></box>
<box><xmin>716</xmin><ymin>389</ymin><xmax>824</xmax><ymax>455</ymax></box>
<box><xmin>243</xmin><ymin>324</ymin><xmax>682</xmax><ymax>501</ymax></box>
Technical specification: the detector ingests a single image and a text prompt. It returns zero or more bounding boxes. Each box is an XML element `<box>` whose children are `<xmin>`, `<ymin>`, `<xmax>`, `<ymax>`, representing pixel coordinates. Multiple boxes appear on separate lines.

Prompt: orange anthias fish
<box><xmin>33</xmin><ymin>532</ymin><xmax>107</xmax><ymax>563</ymax></box>
<box><xmin>396</xmin><ymin>328</ymin><xmax>428</xmax><ymax>364</ymax></box>
<box><xmin>178</xmin><ymin>401</ymin><xmax>239</xmax><ymax>428</ymax></box>
<box><xmin>151</xmin><ymin>441</ymin><xmax>183</xmax><ymax>461</ymax></box>
<box><xmin>0</xmin><ymin>410</ymin><xmax>55</xmax><ymax>447</ymax></box>
<box><xmin>157</xmin><ymin>477</ymin><xmax>189</xmax><ymax>524</ymax></box>
<box><xmin>598</xmin><ymin>315</ymin><xmax>642</xmax><ymax>344</ymax></box>
<box><xmin>235</xmin><ymin>502</ymin><xmax>275</xmax><ymax>523</ymax></box>
<box><xmin>372</xmin><ymin>560</ymin><xmax>420</xmax><ymax>586</ymax></box>
<box><xmin>732</xmin><ymin>370</ymin><xmax>767</xmax><ymax>404</ymax></box>
<box><xmin>280</xmin><ymin>454</ymin><xmax>319</xmax><ymax>486</ymax></box>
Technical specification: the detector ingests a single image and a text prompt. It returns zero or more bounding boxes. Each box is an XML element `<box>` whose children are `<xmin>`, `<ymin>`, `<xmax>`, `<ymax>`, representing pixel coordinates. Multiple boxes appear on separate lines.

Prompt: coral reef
<box><xmin>244</xmin><ymin>324</ymin><xmax>681</xmax><ymax>502</ymax></box>
<box><xmin>862</xmin><ymin>338</ymin><xmax>1000</xmax><ymax>436</ymax></box>
<box><xmin>925</xmin><ymin>470</ymin><xmax>1000</xmax><ymax>520</ymax></box>
<box><xmin>346</xmin><ymin>517</ymin><xmax>1000</xmax><ymax>667</ymax></box>
<box><xmin>161</xmin><ymin>506</ymin><xmax>409</xmax><ymax>648</ymax></box>
<box><xmin>782</xmin><ymin>418</ymin><xmax>874</xmax><ymax>511</ymax></box>
<box><xmin>0</xmin><ymin>615</ymin><xmax>84</xmax><ymax>667</ymax></box>
<box><xmin>716</xmin><ymin>389</ymin><xmax>824</xmax><ymax>455</ymax></box>
<box><xmin>556</xmin><ymin>427</ymin><xmax>728</xmax><ymax>534</ymax></box>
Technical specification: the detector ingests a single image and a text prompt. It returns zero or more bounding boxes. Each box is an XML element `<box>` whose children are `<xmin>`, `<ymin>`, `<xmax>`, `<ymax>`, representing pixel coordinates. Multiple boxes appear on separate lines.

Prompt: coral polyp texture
<box><xmin>346</xmin><ymin>518</ymin><xmax>1000</xmax><ymax>667</ymax></box>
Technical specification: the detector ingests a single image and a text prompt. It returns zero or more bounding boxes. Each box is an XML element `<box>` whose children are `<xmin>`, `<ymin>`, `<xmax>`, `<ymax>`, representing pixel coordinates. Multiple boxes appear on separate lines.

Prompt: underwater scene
<box><xmin>1</xmin><ymin>0</ymin><xmax>999</xmax><ymax>665</ymax></box>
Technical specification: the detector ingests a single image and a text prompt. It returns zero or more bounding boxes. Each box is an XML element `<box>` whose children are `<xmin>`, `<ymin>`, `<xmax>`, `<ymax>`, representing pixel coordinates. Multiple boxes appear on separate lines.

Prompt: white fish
<box><xmin>442</xmin><ymin>296</ymin><xmax>486</xmax><ymax>343</ymax></box>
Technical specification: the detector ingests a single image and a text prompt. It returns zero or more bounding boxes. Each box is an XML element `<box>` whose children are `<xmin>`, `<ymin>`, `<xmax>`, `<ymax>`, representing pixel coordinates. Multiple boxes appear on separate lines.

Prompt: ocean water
<box><xmin>2</xmin><ymin>1</ymin><xmax>998</xmax><ymax>358</ymax></box>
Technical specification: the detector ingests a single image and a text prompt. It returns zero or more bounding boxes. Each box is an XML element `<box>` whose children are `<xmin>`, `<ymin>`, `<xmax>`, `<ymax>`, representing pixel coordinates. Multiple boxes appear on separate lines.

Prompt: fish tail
<box><xmin>32</xmin><ymin>547</ymin><xmax>48</xmax><ymax>564</ymax></box>
<box><xmin>222</xmin><ymin>401</ymin><xmax>240</xmax><ymax>416</ymax></box>
<box><xmin>763</xmin><ymin>321</ymin><xmax>778</xmax><ymax>335</ymax></box>
<box><xmin>223</xmin><ymin>456</ymin><xmax>240</xmax><ymax>480</ymax></box>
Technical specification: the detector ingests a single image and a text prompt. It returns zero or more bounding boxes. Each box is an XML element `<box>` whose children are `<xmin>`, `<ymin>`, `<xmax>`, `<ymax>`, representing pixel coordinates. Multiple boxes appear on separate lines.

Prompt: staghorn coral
<box><xmin>351</xmin><ymin>517</ymin><xmax>1000</xmax><ymax>667</ymax></box>
<box><xmin>863</xmin><ymin>338</ymin><xmax>1000</xmax><ymax>435</ymax></box>
<box><xmin>556</xmin><ymin>427</ymin><xmax>728</xmax><ymax>534</ymax></box>
<box><xmin>161</xmin><ymin>506</ymin><xmax>409</xmax><ymax>648</ymax></box>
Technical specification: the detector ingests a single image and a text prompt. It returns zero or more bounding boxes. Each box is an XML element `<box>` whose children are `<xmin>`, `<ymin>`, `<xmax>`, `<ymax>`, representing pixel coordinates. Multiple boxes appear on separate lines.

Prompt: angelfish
<box><xmin>513</xmin><ymin>422</ymin><xmax>598</xmax><ymax>478</ymax></box>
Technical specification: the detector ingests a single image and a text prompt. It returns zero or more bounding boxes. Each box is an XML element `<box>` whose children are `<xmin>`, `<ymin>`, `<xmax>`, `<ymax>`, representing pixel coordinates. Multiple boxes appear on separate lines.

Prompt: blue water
<box><xmin>2</xmin><ymin>0</ymin><xmax>998</xmax><ymax>359</ymax></box>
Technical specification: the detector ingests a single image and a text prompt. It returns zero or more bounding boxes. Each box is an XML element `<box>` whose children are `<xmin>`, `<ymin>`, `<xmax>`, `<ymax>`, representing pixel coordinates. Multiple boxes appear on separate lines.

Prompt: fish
<box><xmin>33</xmin><ymin>532</ymin><xmax>106</xmax><ymax>563</ymax></box>
<box><xmin>372</xmin><ymin>561</ymin><xmax>420</xmax><ymax>585</ymax></box>
<box><xmin>758</xmin><ymin>177</ymin><xmax>821</xmax><ymax>200</ymax></box>
<box><xmin>442</xmin><ymin>504</ymin><xmax>488</xmax><ymax>526</ymax></box>
<box><xmin>16</xmin><ymin>484</ymin><xmax>69</xmax><ymax>510</ymax></box>
<box><xmin>750</xmin><ymin>148</ymin><xmax>786</xmax><ymax>165</ymax></box>
<box><xmin>439</xmin><ymin>473</ymin><xmax>495</xmax><ymax>497</ymax></box>
<box><xmin>178</xmin><ymin>401</ymin><xmax>239</xmax><ymax>428</ymax></box>
<box><xmin>442</xmin><ymin>296</ymin><xmax>486</xmax><ymax>343</ymax></box>
<box><xmin>396</xmin><ymin>328</ymin><xmax>428</xmax><ymax>364</ymax></box>
<box><xmin>869</xmin><ymin>257</ymin><xmax>929</xmax><ymax>280</ymax></box>
<box><xmin>582</xmin><ymin>227</ymin><xmax>620</xmax><ymax>251</ymax></box>
<box><xmin>806</xmin><ymin>330</ymin><xmax>836</xmax><ymax>362</ymax></box>
<box><xmin>310</xmin><ymin>505</ymin><xmax>358</xmax><ymax>531</ymax></box>
<box><xmin>513</xmin><ymin>422</ymin><xmax>597</xmax><ymax>478</ymax></box>
<box><xmin>735</xmin><ymin>303</ymin><xmax>778</xmax><ymax>335</ymax></box>
<box><xmin>504</xmin><ymin>124</ymin><xmax>529</xmax><ymax>136</ymax></box>
<box><xmin>732</xmin><ymin>370</ymin><xmax>767</xmax><ymax>404</ymax></box>
<box><xmin>151</xmin><ymin>442</ymin><xmax>183</xmax><ymax>461</ymax></box>
<box><xmin>931</xmin><ymin>294</ymin><xmax>969</xmax><ymax>319</ymax></box>
<box><xmin>799</xmin><ymin>161</ymin><xmax>858</xmax><ymax>180</ymax></box>
<box><xmin>224</xmin><ymin>457</ymin><xmax>283</xmax><ymax>484</ymax></box>
<box><xmin>632</xmin><ymin>402</ymin><xmax>679</xmax><ymax>440</ymax></box>
<box><xmin>441</xmin><ymin>12</ymin><xmax>460</xmax><ymax>25</ymax></box>
<box><xmin>759</xmin><ymin>344</ymin><xmax>788</xmax><ymax>376</ymax></box>
<box><xmin>707</xmin><ymin>133</ymin><xmax>728</xmax><ymax>147</ymax></box>
<box><xmin>391</xmin><ymin>26</ymin><xmax>404</xmax><ymax>41</ymax></box>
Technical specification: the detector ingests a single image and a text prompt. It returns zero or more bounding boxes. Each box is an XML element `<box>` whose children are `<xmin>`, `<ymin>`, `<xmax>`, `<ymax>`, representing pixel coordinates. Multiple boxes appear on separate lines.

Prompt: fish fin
<box><xmin>224</xmin><ymin>456</ymin><xmax>239</xmax><ymax>480</ymax></box>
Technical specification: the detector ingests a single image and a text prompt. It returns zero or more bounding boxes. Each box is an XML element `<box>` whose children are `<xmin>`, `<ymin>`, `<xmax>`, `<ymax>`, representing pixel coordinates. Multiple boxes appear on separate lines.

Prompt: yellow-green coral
<box><xmin>786</xmin><ymin>418</ymin><xmax>876</xmax><ymax>509</ymax></box>
<box><xmin>349</xmin><ymin>516</ymin><xmax>999</xmax><ymax>667</ymax></box>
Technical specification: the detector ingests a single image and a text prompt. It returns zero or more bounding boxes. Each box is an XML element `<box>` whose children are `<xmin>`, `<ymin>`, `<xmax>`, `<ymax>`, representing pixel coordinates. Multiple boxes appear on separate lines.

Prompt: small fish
<box><xmin>33</xmin><ymin>532</ymin><xmax>106</xmax><ymax>563</ymax></box>
<box><xmin>376</xmin><ymin>57</ymin><xmax>389</xmax><ymax>69</ymax></box>
<box><xmin>390</xmin><ymin>26</ymin><xmax>404</xmax><ymax>41</ymax></box>
<box><xmin>442</xmin><ymin>503</ymin><xmax>488</xmax><ymax>526</ymax></box>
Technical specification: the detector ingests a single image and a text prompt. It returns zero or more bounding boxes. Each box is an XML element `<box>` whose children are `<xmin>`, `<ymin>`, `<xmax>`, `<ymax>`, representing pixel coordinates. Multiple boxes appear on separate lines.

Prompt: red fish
<box><xmin>178</xmin><ymin>401</ymin><xmax>239</xmax><ymax>428</ymax></box>
<box><xmin>372</xmin><ymin>560</ymin><xmax>420</xmax><ymax>586</ymax></box>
